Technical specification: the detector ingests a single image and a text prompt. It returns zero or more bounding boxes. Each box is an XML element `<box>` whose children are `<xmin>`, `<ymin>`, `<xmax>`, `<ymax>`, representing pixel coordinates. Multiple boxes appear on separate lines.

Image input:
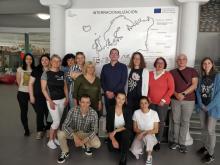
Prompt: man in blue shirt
<box><xmin>100</xmin><ymin>48</ymin><xmax>128</xmax><ymax>114</ymax></box>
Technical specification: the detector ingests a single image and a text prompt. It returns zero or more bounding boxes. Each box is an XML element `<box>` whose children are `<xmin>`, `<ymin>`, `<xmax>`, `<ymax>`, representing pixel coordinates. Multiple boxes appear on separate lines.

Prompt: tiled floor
<box><xmin>0</xmin><ymin>84</ymin><xmax>219</xmax><ymax>165</ymax></box>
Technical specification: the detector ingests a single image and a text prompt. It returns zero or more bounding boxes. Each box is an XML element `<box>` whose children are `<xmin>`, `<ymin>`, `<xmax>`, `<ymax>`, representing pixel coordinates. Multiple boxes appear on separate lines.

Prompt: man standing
<box><xmin>57</xmin><ymin>94</ymin><xmax>101</xmax><ymax>163</ymax></box>
<box><xmin>100</xmin><ymin>48</ymin><xmax>128</xmax><ymax>114</ymax></box>
<box><xmin>169</xmin><ymin>54</ymin><xmax>198</xmax><ymax>153</ymax></box>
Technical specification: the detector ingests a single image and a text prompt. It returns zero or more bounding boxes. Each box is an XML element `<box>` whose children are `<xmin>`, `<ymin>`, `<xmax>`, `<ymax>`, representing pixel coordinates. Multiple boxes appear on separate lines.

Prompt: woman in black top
<box><xmin>29</xmin><ymin>54</ymin><xmax>51</xmax><ymax>139</ymax></box>
<box><xmin>106</xmin><ymin>92</ymin><xmax>132</xmax><ymax>165</ymax></box>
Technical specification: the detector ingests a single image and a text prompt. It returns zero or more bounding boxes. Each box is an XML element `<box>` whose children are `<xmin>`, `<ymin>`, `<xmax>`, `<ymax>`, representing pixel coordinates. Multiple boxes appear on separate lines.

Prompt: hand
<box><xmin>98</xmin><ymin>101</ymin><xmax>103</xmax><ymax>111</ymax></box>
<box><xmin>109</xmin><ymin>131</ymin><xmax>116</xmax><ymax>140</ymax></box>
<box><xmin>73</xmin><ymin>135</ymin><xmax>84</xmax><ymax>147</ymax></box>
<box><xmin>159</xmin><ymin>101</ymin><xmax>165</xmax><ymax>106</ymax></box>
<box><xmin>64</xmin><ymin>98</ymin><xmax>69</xmax><ymax>107</ymax></box>
<box><xmin>175</xmin><ymin>93</ymin><xmax>184</xmax><ymax>101</ymax></box>
<box><xmin>49</xmin><ymin>100</ymin><xmax>56</xmax><ymax>110</ymax></box>
<box><xmin>30</xmin><ymin>96</ymin><xmax>35</xmax><ymax>104</ymax></box>
<box><xmin>112</xmin><ymin>139</ymin><xmax>119</xmax><ymax>149</ymax></box>
<box><xmin>201</xmin><ymin>105</ymin><xmax>208</xmax><ymax>112</ymax></box>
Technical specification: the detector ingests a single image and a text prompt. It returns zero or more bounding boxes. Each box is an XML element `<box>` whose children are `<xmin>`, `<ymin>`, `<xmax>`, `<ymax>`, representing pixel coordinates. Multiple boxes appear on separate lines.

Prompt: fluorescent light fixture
<box><xmin>37</xmin><ymin>13</ymin><xmax>50</xmax><ymax>20</ymax></box>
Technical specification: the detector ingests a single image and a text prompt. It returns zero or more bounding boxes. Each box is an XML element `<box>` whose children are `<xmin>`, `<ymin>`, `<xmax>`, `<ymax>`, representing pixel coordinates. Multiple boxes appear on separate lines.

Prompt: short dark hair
<box><xmin>139</xmin><ymin>96</ymin><xmax>150</xmax><ymax>103</ymax></box>
<box><xmin>128</xmin><ymin>52</ymin><xmax>146</xmax><ymax>69</ymax></box>
<box><xmin>110</xmin><ymin>48</ymin><xmax>119</xmax><ymax>55</ymax></box>
<box><xmin>22</xmin><ymin>53</ymin><xmax>35</xmax><ymax>70</ymax></box>
<box><xmin>80</xmin><ymin>94</ymin><xmax>91</xmax><ymax>101</ymax></box>
<box><xmin>62</xmin><ymin>53</ymin><xmax>75</xmax><ymax>67</ymax></box>
<box><xmin>153</xmin><ymin>57</ymin><xmax>167</xmax><ymax>69</ymax></box>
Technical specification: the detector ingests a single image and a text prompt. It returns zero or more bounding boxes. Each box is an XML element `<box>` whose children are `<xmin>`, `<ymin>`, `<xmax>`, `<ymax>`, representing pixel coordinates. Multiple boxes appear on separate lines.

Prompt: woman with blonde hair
<box><xmin>73</xmin><ymin>61</ymin><xmax>102</xmax><ymax>116</ymax></box>
<box><xmin>41</xmin><ymin>54</ymin><xmax>68</xmax><ymax>149</ymax></box>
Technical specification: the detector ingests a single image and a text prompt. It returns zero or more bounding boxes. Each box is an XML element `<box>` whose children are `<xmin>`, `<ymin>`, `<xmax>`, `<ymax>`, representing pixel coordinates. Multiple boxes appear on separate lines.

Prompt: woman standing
<box><xmin>106</xmin><ymin>92</ymin><xmax>132</xmax><ymax>165</ymax></box>
<box><xmin>130</xmin><ymin>96</ymin><xmax>159</xmax><ymax>165</ymax></box>
<box><xmin>29</xmin><ymin>54</ymin><xmax>51</xmax><ymax>139</ymax></box>
<box><xmin>41</xmin><ymin>54</ymin><xmax>68</xmax><ymax>149</ymax></box>
<box><xmin>16</xmin><ymin>53</ymin><xmax>35</xmax><ymax>136</ymax></box>
<box><xmin>127</xmin><ymin>52</ymin><xmax>149</xmax><ymax>113</ymax></box>
<box><xmin>148</xmin><ymin>57</ymin><xmax>174</xmax><ymax>151</ymax></box>
<box><xmin>196</xmin><ymin>57</ymin><xmax>220</xmax><ymax>163</ymax></box>
<box><xmin>73</xmin><ymin>61</ymin><xmax>102</xmax><ymax>116</ymax></box>
<box><xmin>61</xmin><ymin>53</ymin><xmax>75</xmax><ymax>108</ymax></box>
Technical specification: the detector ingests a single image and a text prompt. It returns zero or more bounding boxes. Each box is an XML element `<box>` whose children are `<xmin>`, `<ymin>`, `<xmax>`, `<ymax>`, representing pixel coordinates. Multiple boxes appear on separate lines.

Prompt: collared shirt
<box><xmin>62</xmin><ymin>106</ymin><xmax>98</xmax><ymax>140</ymax></box>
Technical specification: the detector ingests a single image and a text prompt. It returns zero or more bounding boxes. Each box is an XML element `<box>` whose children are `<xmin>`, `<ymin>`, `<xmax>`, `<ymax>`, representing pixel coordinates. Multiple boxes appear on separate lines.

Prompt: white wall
<box><xmin>71</xmin><ymin>0</ymin><xmax>176</xmax><ymax>8</ymax></box>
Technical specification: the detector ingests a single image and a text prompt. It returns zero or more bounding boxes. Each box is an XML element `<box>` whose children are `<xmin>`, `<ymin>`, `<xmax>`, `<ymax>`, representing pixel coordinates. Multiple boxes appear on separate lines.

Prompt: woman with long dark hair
<box><xmin>106</xmin><ymin>92</ymin><xmax>132</xmax><ymax>165</ymax></box>
<box><xmin>196</xmin><ymin>57</ymin><xmax>220</xmax><ymax>163</ymax></box>
<box><xmin>16</xmin><ymin>53</ymin><xmax>35</xmax><ymax>136</ymax></box>
<box><xmin>29</xmin><ymin>54</ymin><xmax>51</xmax><ymax>139</ymax></box>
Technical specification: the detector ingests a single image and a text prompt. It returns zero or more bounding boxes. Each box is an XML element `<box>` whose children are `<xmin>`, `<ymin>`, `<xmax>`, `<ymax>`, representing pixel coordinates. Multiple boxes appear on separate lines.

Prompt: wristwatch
<box><xmin>182</xmin><ymin>92</ymin><xmax>186</xmax><ymax>96</ymax></box>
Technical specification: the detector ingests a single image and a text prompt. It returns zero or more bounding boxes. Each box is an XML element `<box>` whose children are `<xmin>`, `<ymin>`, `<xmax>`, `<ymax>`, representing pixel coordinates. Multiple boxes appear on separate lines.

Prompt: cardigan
<box><xmin>196</xmin><ymin>73</ymin><xmax>220</xmax><ymax>119</ymax></box>
<box><xmin>106</xmin><ymin>105</ymin><xmax>133</xmax><ymax>133</ymax></box>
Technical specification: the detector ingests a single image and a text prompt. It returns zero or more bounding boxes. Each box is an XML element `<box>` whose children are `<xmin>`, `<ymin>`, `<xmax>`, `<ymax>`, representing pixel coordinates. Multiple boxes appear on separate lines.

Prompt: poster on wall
<box><xmin>65</xmin><ymin>7</ymin><xmax>178</xmax><ymax>74</ymax></box>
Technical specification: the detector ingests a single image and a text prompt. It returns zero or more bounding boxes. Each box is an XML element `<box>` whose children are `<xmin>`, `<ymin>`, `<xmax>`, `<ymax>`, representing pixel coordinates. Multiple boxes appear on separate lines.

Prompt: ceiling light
<box><xmin>37</xmin><ymin>13</ymin><xmax>50</xmax><ymax>20</ymax></box>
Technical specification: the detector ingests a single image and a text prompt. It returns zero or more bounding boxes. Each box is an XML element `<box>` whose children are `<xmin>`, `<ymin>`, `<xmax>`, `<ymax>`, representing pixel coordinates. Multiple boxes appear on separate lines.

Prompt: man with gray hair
<box><xmin>169</xmin><ymin>54</ymin><xmax>198</xmax><ymax>153</ymax></box>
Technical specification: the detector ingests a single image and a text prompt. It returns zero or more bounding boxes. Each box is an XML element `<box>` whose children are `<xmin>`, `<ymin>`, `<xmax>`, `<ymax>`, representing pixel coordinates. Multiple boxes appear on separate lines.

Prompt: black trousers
<box><xmin>32</xmin><ymin>97</ymin><xmax>51</xmax><ymax>132</ymax></box>
<box><xmin>127</xmin><ymin>95</ymin><xmax>141</xmax><ymax>114</ymax></box>
<box><xmin>17</xmin><ymin>91</ymin><xmax>30</xmax><ymax>131</ymax></box>
<box><xmin>108</xmin><ymin>129</ymin><xmax>132</xmax><ymax>157</ymax></box>
<box><xmin>149</xmin><ymin>103</ymin><xmax>169</xmax><ymax>142</ymax></box>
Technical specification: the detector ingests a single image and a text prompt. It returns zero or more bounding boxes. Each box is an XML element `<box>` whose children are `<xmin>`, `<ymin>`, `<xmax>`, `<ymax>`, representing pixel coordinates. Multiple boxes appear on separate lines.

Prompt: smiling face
<box><xmin>86</xmin><ymin>64</ymin><xmax>95</xmax><ymax>75</ymax></box>
<box><xmin>115</xmin><ymin>93</ymin><xmax>126</xmax><ymax>107</ymax></box>
<box><xmin>67</xmin><ymin>58</ymin><xmax>75</xmax><ymax>67</ymax></box>
<box><xmin>25</xmin><ymin>55</ymin><xmax>33</xmax><ymax>66</ymax></box>
<box><xmin>133</xmin><ymin>54</ymin><xmax>141</xmax><ymax>67</ymax></box>
<box><xmin>109</xmin><ymin>49</ymin><xmax>119</xmax><ymax>63</ymax></box>
<box><xmin>50</xmin><ymin>57</ymin><xmax>61</xmax><ymax>69</ymax></box>
<box><xmin>76</xmin><ymin>54</ymin><xmax>85</xmax><ymax>66</ymax></box>
<box><xmin>177</xmin><ymin>54</ymin><xmax>187</xmax><ymax>68</ymax></box>
<box><xmin>140</xmin><ymin>98</ymin><xmax>149</xmax><ymax>112</ymax></box>
<box><xmin>155</xmin><ymin>59</ymin><xmax>165</xmax><ymax>71</ymax></box>
<box><xmin>202</xmin><ymin>59</ymin><xmax>213</xmax><ymax>74</ymax></box>
<box><xmin>41</xmin><ymin>56</ymin><xmax>50</xmax><ymax>68</ymax></box>
<box><xmin>79</xmin><ymin>97</ymin><xmax>91</xmax><ymax>111</ymax></box>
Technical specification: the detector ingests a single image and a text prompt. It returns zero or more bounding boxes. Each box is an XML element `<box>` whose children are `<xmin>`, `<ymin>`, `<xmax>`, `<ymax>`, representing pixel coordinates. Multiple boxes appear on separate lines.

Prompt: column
<box><xmin>40</xmin><ymin>0</ymin><xmax>72</xmax><ymax>58</ymax></box>
<box><xmin>176</xmin><ymin>0</ymin><xmax>209</xmax><ymax>67</ymax></box>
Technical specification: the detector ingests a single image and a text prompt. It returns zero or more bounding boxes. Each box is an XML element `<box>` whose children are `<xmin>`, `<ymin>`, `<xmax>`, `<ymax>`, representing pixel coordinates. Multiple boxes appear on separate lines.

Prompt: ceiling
<box><xmin>0</xmin><ymin>0</ymin><xmax>49</xmax><ymax>28</ymax></box>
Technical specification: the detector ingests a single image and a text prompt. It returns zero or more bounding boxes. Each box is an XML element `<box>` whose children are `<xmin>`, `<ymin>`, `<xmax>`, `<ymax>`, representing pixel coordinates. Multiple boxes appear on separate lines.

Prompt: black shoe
<box><xmin>119</xmin><ymin>153</ymin><xmax>127</xmax><ymax>165</ymax></box>
<box><xmin>24</xmin><ymin>129</ymin><xmax>30</xmax><ymax>136</ymax></box>
<box><xmin>201</xmin><ymin>153</ymin><xmax>214</xmax><ymax>163</ymax></box>
<box><xmin>179</xmin><ymin>145</ymin><xmax>188</xmax><ymax>153</ymax></box>
<box><xmin>153</xmin><ymin>143</ymin><xmax>160</xmax><ymax>152</ymax></box>
<box><xmin>84</xmin><ymin>147</ymin><xmax>92</xmax><ymax>156</ymax></box>
<box><xmin>197</xmin><ymin>146</ymin><xmax>207</xmax><ymax>155</ymax></box>
<box><xmin>57</xmin><ymin>152</ymin><xmax>69</xmax><ymax>164</ymax></box>
<box><xmin>169</xmin><ymin>143</ymin><xmax>180</xmax><ymax>150</ymax></box>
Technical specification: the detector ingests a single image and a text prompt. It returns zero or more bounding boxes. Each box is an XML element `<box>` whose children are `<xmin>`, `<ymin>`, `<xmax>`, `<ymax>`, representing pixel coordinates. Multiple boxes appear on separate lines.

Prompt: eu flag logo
<box><xmin>154</xmin><ymin>8</ymin><xmax>161</xmax><ymax>13</ymax></box>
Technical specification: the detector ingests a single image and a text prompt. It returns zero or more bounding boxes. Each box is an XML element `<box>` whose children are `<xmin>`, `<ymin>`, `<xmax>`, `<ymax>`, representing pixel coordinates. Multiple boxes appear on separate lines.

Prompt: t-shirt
<box><xmin>114</xmin><ymin>113</ymin><xmax>125</xmax><ymax>129</ymax></box>
<box><xmin>201</xmin><ymin>74</ymin><xmax>215</xmax><ymax>106</ymax></box>
<box><xmin>17</xmin><ymin>67</ymin><xmax>32</xmax><ymax>92</ymax></box>
<box><xmin>132</xmin><ymin>109</ymin><xmax>160</xmax><ymax>131</ymax></box>
<box><xmin>41</xmin><ymin>70</ymin><xmax>65</xmax><ymax>100</ymax></box>
<box><xmin>170</xmin><ymin>67</ymin><xmax>198</xmax><ymax>101</ymax></box>
<box><xmin>127</xmin><ymin>68</ymin><xmax>143</xmax><ymax>98</ymax></box>
<box><xmin>31</xmin><ymin>67</ymin><xmax>44</xmax><ymax>98</ymax></box>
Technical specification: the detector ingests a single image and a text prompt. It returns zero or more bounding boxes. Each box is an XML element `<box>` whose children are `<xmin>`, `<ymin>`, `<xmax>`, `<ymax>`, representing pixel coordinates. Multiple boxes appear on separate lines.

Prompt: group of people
<box><xmin>16</xmin><ymin>48</ymin><xmax>220</xmax><ymax>165</ymax></box>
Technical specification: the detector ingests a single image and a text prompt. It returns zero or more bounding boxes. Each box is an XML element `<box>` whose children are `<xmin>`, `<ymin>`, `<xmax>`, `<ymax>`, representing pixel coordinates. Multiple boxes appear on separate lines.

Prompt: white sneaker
<box><xmin>54</xmin><ymin>138</ymin><xmax>60</xmax><ymax>146</ymax></box>
<box><xmin>146</xmin><ymin>156</ymin><xmax>152</xmax><ymax>165</ymax></box>
<box><xmin>47</xmin><ymin>140</ymin><xmax>57</xmax><ymax>149</ymax></box>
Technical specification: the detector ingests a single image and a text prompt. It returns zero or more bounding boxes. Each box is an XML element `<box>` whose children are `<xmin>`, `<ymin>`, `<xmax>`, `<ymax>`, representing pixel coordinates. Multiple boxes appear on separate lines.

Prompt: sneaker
<box><xmin>169</xmin><ymin>143</ymin><xmax>180</xmax><ymax>150</ymax></box>
<box><xmin>35</xmin><ymin>131</ymin><xmax>43</xmax><ymax>140</ymax></box>
<box><xmin>54</xmin><ymin>138</ymin><xmax>60</xmax><ymax>146</ymax></box>
<box><xmin>57</xmin><ymin>152</ymin><xmax>70</xmax><ymax>164</ymax></box>
<box><xmin>146</xmin><ymin>156</ymin><xmax>152</xmax><ymax>165</ymax></box>
<box><xmin>202</xmin><ymin>153</ymin><xmax>214</xmax><ymax>164</ymax></box>
<box><xmin>84</xmin><ymin>146</ymin><xmax>92</xmax><ymax>156</ymax></box>
<box><xmin>47</xmin><ymin>140</ymin><xmax>57</xmax><ymax>149</ymax></box>
<box><xmin>197</xmin><ymin>146</ymin><xmax>207</xmax><ymax>155</ymax></box>
<box><xmin>179</xmin><ymin>145</ymin><xmax>188</xmax><ymax>153</ymax></box>
<box><xmin>153</xmin><ymin>143</ymin><xmax>160</xmax><ymax>152</ymax></box>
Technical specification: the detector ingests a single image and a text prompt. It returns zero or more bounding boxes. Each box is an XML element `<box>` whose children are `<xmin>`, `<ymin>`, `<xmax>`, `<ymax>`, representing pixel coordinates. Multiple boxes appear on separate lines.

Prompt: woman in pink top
<box><xmin>148</xmin><ymin>57</ymin><xmax>174</xmax><ymax>151</ymax></box>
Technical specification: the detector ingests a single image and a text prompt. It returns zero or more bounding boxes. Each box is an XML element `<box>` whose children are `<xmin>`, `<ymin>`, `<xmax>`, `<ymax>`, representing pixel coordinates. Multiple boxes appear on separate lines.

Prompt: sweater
<box><xmin>148</xmin><ymin>70</ymin><xmax>175</xmax><ymax>104</ymax></box>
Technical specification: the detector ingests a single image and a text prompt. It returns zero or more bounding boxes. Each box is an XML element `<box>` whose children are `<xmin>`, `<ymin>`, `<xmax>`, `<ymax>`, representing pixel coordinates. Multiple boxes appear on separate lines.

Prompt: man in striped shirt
<box><xmin>57</xmin><ymin>94</ymin><xmax>101</xmax><ymax>164</ymax></box>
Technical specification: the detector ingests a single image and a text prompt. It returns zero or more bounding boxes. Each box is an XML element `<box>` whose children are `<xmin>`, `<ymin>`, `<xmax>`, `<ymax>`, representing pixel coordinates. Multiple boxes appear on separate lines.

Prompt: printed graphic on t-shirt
<box><xmin>22</xmin><ymin>72</ymin><xmax>31</xmax><ymax>86</ymax></box>
<box><xmin>55</xmin><ymin>75</ymin><xmax>64</xmax><ymax>81</ymax></box>
<box><xmin>128</xmin><ymin>72</ymin><xmax>140</xmax><ymax>92</ymax></box>
<box><xmin>201</xmin><ymin>83</ymin><xmax>214</xmax><ymax>99</ymax></box>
